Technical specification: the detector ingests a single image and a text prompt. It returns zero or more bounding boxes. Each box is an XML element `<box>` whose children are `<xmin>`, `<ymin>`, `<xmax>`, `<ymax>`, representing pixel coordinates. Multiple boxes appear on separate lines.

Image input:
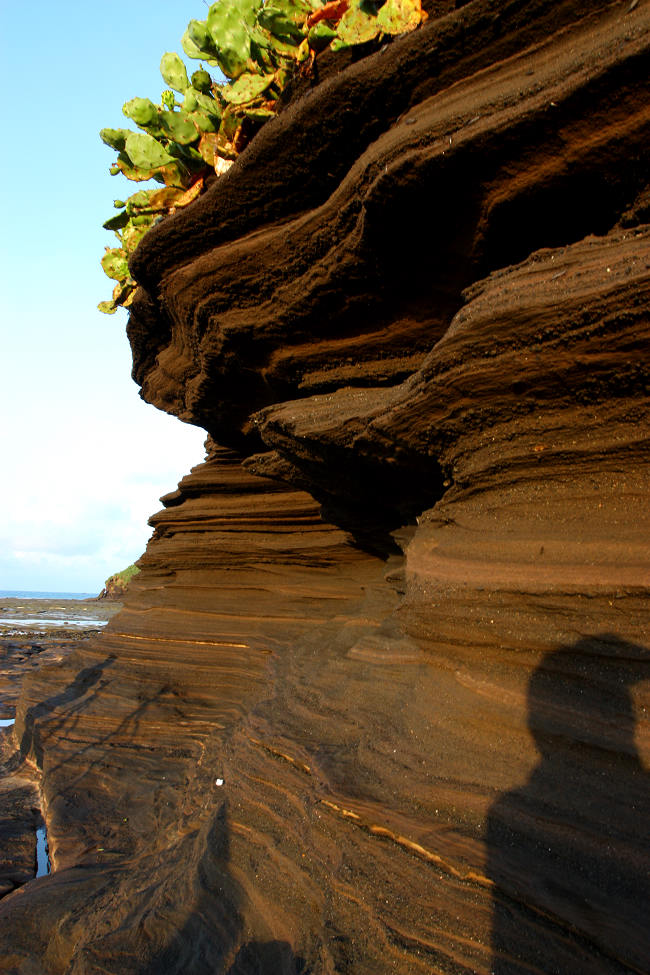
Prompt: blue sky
<box><xmin>0</xmin><ymin>2</ymin><xmax>215</xmax><ymax>593</ymax></box>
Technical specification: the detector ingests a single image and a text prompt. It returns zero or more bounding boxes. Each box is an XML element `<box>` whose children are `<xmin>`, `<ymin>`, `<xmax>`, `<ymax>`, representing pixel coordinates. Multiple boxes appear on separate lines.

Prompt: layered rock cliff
<box><xmin>1</xmin><ymin>0</ymin><xmax>649</xmax><ymax>972</ymax></box>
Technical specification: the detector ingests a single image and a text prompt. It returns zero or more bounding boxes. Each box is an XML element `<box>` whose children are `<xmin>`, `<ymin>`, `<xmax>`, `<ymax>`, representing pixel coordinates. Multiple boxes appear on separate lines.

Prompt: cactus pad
<box><xmin>100</xmin><ymin>128</ymin><xmax>132</xmax><ymax>151</ymax></box>
<box><xmin>123</xmin><ymin>97</ymin><xmax>159</xmax><ymax>129</ymax></box>
<box><xmin>101</xmin><ymin>248</ymin><xmax>129</xmax><ymax>281</ymax></box>
<box><xmin>205</xmin><ymin>0</ymin><xmax>265</xmax><ymax>79</ymax></box>
<box><xmin>124</xmin><ymin>132</ymin><xmax>176</xmax><ymax>170</ymax></box>
<box><xmin>222</xmin><ymin>71</ymin><xmax>275</xmax><ymax>105</ymax></box>
<box><xmin>159</xmin><ymin>110</ymin><xmax>200</xmax><ymax>145</ymax></box>
<box><xmin>160</xmin><ymin>52</ymin><xmax>190</xmax><ymax>93</ymax></box>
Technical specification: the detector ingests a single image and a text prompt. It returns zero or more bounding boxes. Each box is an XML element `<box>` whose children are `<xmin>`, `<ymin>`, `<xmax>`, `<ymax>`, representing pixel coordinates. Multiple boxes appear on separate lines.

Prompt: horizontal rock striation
<box><xmin>128</xmin><ymin>0</ymin><xmax>650</xmax><ymax>443</ymax></box>
<box><xmin>1</xmin><ymin>0</ymin><xmax>649</xmax><ymax>972</ymax></box>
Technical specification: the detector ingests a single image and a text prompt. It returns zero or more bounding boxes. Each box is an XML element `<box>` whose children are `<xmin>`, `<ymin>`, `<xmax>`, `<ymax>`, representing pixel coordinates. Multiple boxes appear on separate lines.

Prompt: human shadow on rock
<box><xmin>19</xmin><ymin>654</ymin><xmax>116</xmax><ymax>767</ymax></box>
<box><xmin>226</xmin><ymin>939</ymin><xmax>308</xmax><ymax>974</ymax></box>
<box><xmin>140</xmin><ymin>802</ymin><xmax>307</xmax><ymax>975</ymax></box>
<box><xmin>488</xmin><ymin>634</ymin><xmax>649</xmax><ymax>974</ymax></box>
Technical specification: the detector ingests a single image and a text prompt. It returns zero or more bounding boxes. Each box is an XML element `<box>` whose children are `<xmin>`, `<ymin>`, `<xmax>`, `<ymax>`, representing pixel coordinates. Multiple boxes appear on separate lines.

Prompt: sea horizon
<box><xmin>0</xmin><ymin>589</ymin><xmax>97</xmax><ymax>601</ymax></box>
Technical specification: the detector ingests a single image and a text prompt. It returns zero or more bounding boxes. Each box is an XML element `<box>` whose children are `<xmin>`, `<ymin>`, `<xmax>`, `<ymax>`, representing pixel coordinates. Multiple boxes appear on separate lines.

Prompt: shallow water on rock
<box><xmin>36</xmin><ymin>825</ymin><xmax>50</xmax><ymax>878</ymax></box>
<box><xmin>0</xmin><ymin>617</ymin><xmax>108</xmax><ymax>632</ymax></box>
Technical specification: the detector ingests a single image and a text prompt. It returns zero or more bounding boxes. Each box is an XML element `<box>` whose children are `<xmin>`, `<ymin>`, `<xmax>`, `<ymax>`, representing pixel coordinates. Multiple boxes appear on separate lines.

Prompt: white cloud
<box><xmin>1</xmin><ymin>403</ymin><xmax>206</xmax><ymax>593</ymax></box>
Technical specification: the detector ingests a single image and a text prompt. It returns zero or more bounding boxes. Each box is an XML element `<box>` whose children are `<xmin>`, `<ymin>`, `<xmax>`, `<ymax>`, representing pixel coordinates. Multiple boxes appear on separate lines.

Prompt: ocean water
<box><xmin>0</xmin><ymin>590</ymin><xmax>95</xmax><ymax>601</ymax></box>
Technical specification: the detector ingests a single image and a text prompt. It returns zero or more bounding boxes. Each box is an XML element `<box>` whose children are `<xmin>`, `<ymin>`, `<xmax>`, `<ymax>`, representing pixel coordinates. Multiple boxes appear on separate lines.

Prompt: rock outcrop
<box><xmin>1</xmin><ymin>1</ymin><xmax>649</xmax><ymax>972</ymax></box>
<box><xmin>97</xmin><ymin>564</ymin><xmax>141</xmax><ymax>601</ymax></box>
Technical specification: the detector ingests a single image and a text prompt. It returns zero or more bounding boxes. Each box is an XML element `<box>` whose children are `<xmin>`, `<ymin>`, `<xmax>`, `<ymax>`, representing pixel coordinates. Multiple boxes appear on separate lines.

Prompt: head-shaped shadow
<box><xmin>226</xmin><ymin>939</ymin><xmax>308</xmax><ymax>974</ymax></box>
<box><xmin>487</xmin><ymin>634</ymin><xmax>649</xmax><ymax>974</ymax></box>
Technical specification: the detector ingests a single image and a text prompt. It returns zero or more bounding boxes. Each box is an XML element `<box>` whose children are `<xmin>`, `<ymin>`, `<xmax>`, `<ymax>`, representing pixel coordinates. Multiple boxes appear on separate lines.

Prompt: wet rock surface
<box><xmin>1</xmin><ymin>1</ymin><xmax>649</xmax><ymax>971</ymax></box>
<box><xmin>0</xmin><ymin>602</ymin><xmax>120</xmax><ymax>910</ymax></box>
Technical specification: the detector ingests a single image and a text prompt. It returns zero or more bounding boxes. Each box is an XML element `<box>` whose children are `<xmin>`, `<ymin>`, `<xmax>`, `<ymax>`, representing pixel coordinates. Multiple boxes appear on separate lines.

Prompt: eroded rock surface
<box><xmin>1</xmin><ymin>1</ymin><xmax>649</xmax><ymax>972</ymax></box>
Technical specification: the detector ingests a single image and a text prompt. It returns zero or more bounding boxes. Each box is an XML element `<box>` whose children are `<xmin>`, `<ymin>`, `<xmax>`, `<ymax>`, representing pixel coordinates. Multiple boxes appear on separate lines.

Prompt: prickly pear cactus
<box><xmin>99</xmin><ymin>0</ymin><xmax>427</xmax><ymax>313</ymax></box>
<box><xmin>160</xmin><ymin>52</ymin><xmax>190</xmax><ymax>92</ymax></box>
<box><xmin>222</xmin><ymin>71</ymin><xmax>275</xmax><ymax>104</ymax></box>
<box><xmin>182</xmin><ymin>19</ymin><xmax>220</xmax><ymax>64</ymax></box>
<box><xmin>192</xmin><ymin>69</ymin><xmax>213</xmax><ymax>92</ymax></box>
<box><xmin>123</xmin><ymin>98</ymin><xmax>159</xmax><ymax>129</ymax></box>
<box><xmin>100</xmin><ymin>128</ymin><xmax>132</xmax><ymax>151</ymax></box>
<box><xmin>258</xmin><ymin>0</ymin><xmax>313</xmax><ymax>41</ymax></box>
<box><xmin>376</xmin><ymin>0</ymin><xmax>424</xmax><ymax>36</ymax></box>
<box><xmin>206</xmin><ymin>0</ymin><xmax>265</xmax><ymax>78</ymax></box>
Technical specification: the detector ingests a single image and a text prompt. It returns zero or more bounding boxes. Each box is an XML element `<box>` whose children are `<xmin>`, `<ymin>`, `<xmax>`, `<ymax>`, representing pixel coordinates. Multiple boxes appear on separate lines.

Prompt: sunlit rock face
<box><xmin>1</xmin><ymin>0</ymin><xmax>649</xmax><ymax>971</ymax></box>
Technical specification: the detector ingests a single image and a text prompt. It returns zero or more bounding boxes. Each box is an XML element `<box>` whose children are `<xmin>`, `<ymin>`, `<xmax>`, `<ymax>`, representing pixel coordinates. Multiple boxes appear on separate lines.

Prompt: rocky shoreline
<box><xmin>0</xmin><ymin>599</ymin><xmax>121</xmax><ymax>714</ymax></box>
<box><xmin>0</xmin><ymin>599</ymin><xmax>122</xmax><ymax>898</ymax></box>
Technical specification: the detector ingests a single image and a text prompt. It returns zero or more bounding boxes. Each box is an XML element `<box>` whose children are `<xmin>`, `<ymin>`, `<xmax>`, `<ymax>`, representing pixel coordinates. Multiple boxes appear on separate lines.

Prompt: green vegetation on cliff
<box><xmin>99</xmin><ymin>563</ymin><xmax>141</xmax><ymax>599</ymax></box>
<box><xmin>99</xmin><ymin>0</ymin><xmax>426</xmax><ymax>313</ymax></box>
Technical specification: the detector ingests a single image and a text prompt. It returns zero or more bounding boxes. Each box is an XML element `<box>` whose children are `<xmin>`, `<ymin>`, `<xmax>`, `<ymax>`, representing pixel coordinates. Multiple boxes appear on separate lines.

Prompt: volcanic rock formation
<box><xmin>1</xmin><ymin>0</ymin><xmax>649</xmax><ymax>972</ymax></box>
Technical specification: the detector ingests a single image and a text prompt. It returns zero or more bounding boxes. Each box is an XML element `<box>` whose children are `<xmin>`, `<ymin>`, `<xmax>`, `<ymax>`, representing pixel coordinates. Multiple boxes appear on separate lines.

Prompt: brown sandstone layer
<box><xmin>1</xmin><ymin>0</ymin><xmax>649</xmax><ymax>972</ymax></box>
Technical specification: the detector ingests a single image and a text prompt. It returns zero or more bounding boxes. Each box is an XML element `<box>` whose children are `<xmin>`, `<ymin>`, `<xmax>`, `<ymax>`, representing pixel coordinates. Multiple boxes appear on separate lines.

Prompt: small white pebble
<box><xmin>215</xmin><ymin>778</ymin><xmax>224</xmax><ymax>786</ymax></box>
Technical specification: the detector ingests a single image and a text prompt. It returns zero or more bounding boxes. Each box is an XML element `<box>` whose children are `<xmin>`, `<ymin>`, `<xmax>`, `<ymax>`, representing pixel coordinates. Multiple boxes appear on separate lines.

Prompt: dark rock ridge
<box><xmin>1</xmin><ymin>1</ymin><xmax>649</xmax><ymax>971</ymax></box>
